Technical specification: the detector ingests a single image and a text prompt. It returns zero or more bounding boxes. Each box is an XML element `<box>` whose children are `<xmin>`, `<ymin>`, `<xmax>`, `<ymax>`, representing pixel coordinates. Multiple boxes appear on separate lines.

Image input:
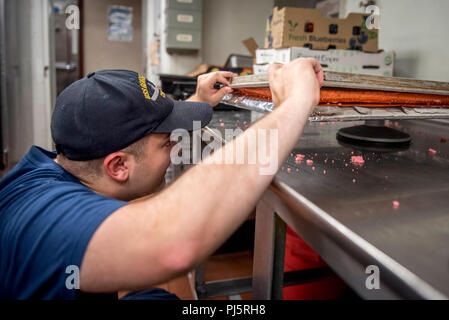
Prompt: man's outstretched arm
<box><xmin>79</xmin><ymin>58</ymin><xmax>324</xmax><ymax>293</ymax></box>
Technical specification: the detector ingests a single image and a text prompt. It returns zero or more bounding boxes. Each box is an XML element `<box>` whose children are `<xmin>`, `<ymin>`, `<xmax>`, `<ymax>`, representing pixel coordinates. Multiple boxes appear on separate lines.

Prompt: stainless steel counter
<box><xmin>205</xmin><ymin>109</ymin><xmax>449</xmax><ymax>299</ymax></box>
<box><xmin>253</xmin><ymin>119</ymin><xmax>449</xmax><ymax>299</ymax></box>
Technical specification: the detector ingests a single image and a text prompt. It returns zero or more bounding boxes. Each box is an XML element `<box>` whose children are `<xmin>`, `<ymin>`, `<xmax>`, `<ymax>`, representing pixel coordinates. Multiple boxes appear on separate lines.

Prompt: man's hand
<box><xmin>268</xmin><ymin>58</ymin><xmax>324</xmax><ymax>114</ymax></box>
<box><xmin>187</xmin><ymin>71</ymin><xmax>237</xmax><ymax>107</ymax></box>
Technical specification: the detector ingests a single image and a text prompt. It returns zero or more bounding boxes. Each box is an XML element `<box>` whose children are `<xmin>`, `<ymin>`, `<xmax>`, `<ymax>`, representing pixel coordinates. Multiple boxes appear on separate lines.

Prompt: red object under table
<box><xmin>283</xmin><ymin>226</ymin><xmax>347</xmax><ymax>300</ymax></box>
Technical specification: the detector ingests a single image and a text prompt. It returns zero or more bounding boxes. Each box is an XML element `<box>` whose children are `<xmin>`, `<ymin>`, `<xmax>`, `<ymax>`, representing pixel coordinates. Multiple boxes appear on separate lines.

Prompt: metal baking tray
<box><xmin>229</xmin><ymin>72</ymin><xmax>449</xmax><ymax>95</ymax></box>
<box><xmin>223</xmin><ymin>72</ymin><xmax>449</xmax><ymax>122</ymax></box>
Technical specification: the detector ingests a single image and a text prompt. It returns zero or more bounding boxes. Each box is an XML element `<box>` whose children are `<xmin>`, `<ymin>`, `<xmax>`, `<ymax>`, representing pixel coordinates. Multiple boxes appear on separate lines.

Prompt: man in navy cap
<box><xmin>0</xmin><ymin>58</ymin><xmax>323</xmax><ymax>299</ymax></box>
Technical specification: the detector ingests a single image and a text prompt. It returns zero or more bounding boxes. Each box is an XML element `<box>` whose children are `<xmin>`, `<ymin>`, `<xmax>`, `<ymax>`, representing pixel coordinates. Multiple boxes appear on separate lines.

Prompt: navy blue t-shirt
<box><xmin>0</xmin><ymin>146</ymin><xmax>127</xmax><ymax>299</ymax></box>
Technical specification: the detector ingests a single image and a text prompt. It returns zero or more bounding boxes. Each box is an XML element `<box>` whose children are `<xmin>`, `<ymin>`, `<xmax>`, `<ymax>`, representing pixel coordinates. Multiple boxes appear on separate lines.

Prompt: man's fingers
<box><xmin>216</xmin><ymin>73</ymin><xmax>232</xmax><ymax>86</ymax></box>
<box><xmin>311</xmin><ymin>61</ymin><xmax>324</xmax><ymax>87</ymax></box>
<box><xmin>304</xmin><ymin>58</ymin><xmax>324</xmax><ymax>87</ymax></box>
<box><xmin>213</xmin><ymin>71</ymin><xmax>237</xmax><ymax>86</ymax></box>
<box><xmin>215</xmin><ymin>71</ymin><xmax>238</xmax><ymax>78</ymax></box>
<box><xmin>268</xmin><ymin>63</ymin><xmax>283</xmax><ymax>76</ymax></box>
<box><xmin>212</xmin><ymin>86</ymin><xmax>233</xmax><ymax>102</ymax></box>
<box><xmin>316</xmin><ymin>70</ymin><xmax>324</xmax><ymax>88</ymax></box>
<box><xmin>268</xmin><ymin>63</ymin><xmax>283</xmax><ymax>73</ymax></box>
<box><xmin>203</xmin><ymin>72</ymin><xmax>226</xmax><ymax>87</ymax></box>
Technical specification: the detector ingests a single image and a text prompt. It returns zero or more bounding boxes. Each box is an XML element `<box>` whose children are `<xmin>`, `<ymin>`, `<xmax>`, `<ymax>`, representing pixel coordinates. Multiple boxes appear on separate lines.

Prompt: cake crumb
<box><xmin>351</xmin><ymin>155</ymin><xmax>365</xmax><ymax>166</ymax></box>
<box><xmin>393</xmin><ymin>201</ymin><xmax>400</xmax><ymax>209</ymax></box>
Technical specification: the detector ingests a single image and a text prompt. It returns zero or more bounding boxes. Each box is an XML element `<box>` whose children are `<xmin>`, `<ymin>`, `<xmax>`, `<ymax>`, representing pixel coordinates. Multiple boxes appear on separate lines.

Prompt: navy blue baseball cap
<box><xmin>51</xmin><ymin>69</ymin><xmax>212</xmax><ymax>161</ymax></box>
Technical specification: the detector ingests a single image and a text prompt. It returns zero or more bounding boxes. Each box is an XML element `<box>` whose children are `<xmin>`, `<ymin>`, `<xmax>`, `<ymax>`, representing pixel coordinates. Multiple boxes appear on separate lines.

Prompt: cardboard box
<box><xmin>264</xmin><ymin>15</ymin><xmax>273</xmax><ymax>49</ymax></box>
<box><xmin>254</xmin><ymin>47</ymin><xmax>394</xmax><ymax>77</ymax></box>
<box><xmin>253</xmin><ymin>64</ymin><xmax>271</xmax><ymax>75</ymax></box>
<box><xmin>269</xmin><ymin>7</ymin><xmax>378</xmax><ymax>52</ymax></box>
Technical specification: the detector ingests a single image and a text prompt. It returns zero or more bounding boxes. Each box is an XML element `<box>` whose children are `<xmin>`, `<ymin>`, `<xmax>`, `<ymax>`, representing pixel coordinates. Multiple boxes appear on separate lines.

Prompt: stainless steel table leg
<box><xmin>194</xmin><ymin>264</ymin><xmax>206</xmax><ymax>299</ymax></box>
<box><xmin>252</xmin><ymin>199</ymin><xmax>287</xmax><ymax>300</ymax></box>
<box><xmin>272</xmin><ymin>214</ymin><xmax>287</xmax><ymax>300</ymax></box>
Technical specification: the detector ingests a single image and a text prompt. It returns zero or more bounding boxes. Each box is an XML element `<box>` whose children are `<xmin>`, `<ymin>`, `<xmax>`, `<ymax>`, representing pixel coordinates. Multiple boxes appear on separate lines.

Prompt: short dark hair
<box><xmin>56</xmin><ymin>135</ymin><xmax>150</xmax><ymax>180</ymax></box>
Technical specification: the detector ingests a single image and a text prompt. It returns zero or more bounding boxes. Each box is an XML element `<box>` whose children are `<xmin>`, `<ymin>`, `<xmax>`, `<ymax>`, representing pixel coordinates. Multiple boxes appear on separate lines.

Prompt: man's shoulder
<box><xmin>0</xmin><ymin>145</ymin><xmax>126</xmax><ymax>235</ymax></box>
<box><xmin>1</xmin><ymin>146</ymin><xmax>71</xmax><ymax>187</ymax></box>
<box><xmin>0</xmin><ymin>149</ymin><xmax>126</xmax><ymax>300</ymax></box>
<box><xmin>0</xmin><ymin>160</ymin><xmax>88</xmax><ymax>210</ymax></box>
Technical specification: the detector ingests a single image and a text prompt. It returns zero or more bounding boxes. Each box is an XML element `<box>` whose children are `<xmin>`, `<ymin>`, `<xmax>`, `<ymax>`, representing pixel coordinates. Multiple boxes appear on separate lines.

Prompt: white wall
<box><xmin>202</xmin><ymin>0</ymin><xmax>274</xmax><ymax>65</ymax></box>
<box><xmin>82</xmin><ymin>0</ymin><xmax>143</xmax><ymax>76</ymax></box>
<box><xmin>341</xmin><ymin>0</ymin><xmax>449</xmax><ymax>82</ymax></box>
<box><xmin>5</xmin><ymin>0</ymin><xmax>54</xmax><ymax>163</ymax></box>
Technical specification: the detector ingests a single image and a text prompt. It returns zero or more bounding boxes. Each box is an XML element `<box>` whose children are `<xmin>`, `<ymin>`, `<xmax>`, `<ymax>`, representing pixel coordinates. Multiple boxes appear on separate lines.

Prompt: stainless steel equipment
<box><xmin>54</xmin><ymin>5</ymin><xmax>79</xmax><ymax>95</ymax></box>
<box><xmin>0</xmin><ymin>0</ymin><xmax>6</xmax><ymax>170</ymax></box>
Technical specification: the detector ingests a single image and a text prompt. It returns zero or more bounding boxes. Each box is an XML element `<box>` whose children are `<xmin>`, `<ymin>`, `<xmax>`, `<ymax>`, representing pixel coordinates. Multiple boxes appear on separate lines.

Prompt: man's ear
<box><xmin>103</xmin><ymin>152</ymin><xmax>131</xmax><ymax>182</ymax></box>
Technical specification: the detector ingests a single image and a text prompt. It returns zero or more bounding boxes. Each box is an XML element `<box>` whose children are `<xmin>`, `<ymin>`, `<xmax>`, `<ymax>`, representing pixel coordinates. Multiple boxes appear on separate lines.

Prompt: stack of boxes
<box><xmin>165</xmin><ymin>0</ymin><xmax>202</xmax><ymax>52</ymax></box>
<box><xmin>254</xmin><ymin>47</ymin><xmax>394</xmax><ymax>77</ymax></box>
<box><xmin>256</xmin><ymin>6</ymin><xmax>394</xmax><ymax>77</ymax></box>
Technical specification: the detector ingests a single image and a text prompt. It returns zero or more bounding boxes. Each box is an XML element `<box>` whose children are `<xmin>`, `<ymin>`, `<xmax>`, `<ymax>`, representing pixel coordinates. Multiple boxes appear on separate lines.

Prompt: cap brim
<box><xmin>153</xmin><ymin>100</ymin><xmax>213</xmax><ymax>133</ymax></box>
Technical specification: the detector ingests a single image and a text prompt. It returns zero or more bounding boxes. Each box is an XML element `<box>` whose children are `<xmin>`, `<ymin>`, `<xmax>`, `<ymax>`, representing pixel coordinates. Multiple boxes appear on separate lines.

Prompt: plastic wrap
<box><xmin>221</xmin><ymin>92</ymin><xmax>449</xmax><ymax>122</ymax></box>
<box><xmin>221</xmin><ymin>93</ymin><xmax>274</xmax><ymax>113</ymax></box>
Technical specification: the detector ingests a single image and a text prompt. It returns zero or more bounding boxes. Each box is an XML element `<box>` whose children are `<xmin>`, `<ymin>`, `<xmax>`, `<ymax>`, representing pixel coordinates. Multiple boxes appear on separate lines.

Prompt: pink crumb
<box><xmin>220</xmin><ymin>123</ymin><xmax>225</xmax><ymax>127</ymax></box>
<box><xmin>352</xmin><ymin>179</ymin><xmax>356</xmax><ymax>183</ymax></box>
<box><xmin>295</xmin><ymin>154</ymin><xmax>305</xmax><ymax>164</ymax></box>
<box><xmin>306</xmin><ymin>159</ymin><xmax>314</xmax><ymax>165</ymax></box>
<box><xmin>287</xmin><ymin>168</ymin><xmax>292</xmax><ymax>173</ymax></box>
<box><xmin>323</xmin><ymin>170</ymin><xmax>327</xmax><ymax>175</ymax></box>
<box><xmin>312</xmin><ymin>166</ymin><xmax>316</xmax><ymax>171</ymax></box>
<box><xmin>428</xmin><ymin>148</ymin><xmax>438</xmax><ymax>155</ymax></box>
<box><xmin>393</xmin><ymin>201</ymin><xmax>400</xmax><ymax>209</ymax></box>
<box><xmin>351</xmin><ymin>155</ymin><xmax>365</xmax><ymax>166</ymax></box>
